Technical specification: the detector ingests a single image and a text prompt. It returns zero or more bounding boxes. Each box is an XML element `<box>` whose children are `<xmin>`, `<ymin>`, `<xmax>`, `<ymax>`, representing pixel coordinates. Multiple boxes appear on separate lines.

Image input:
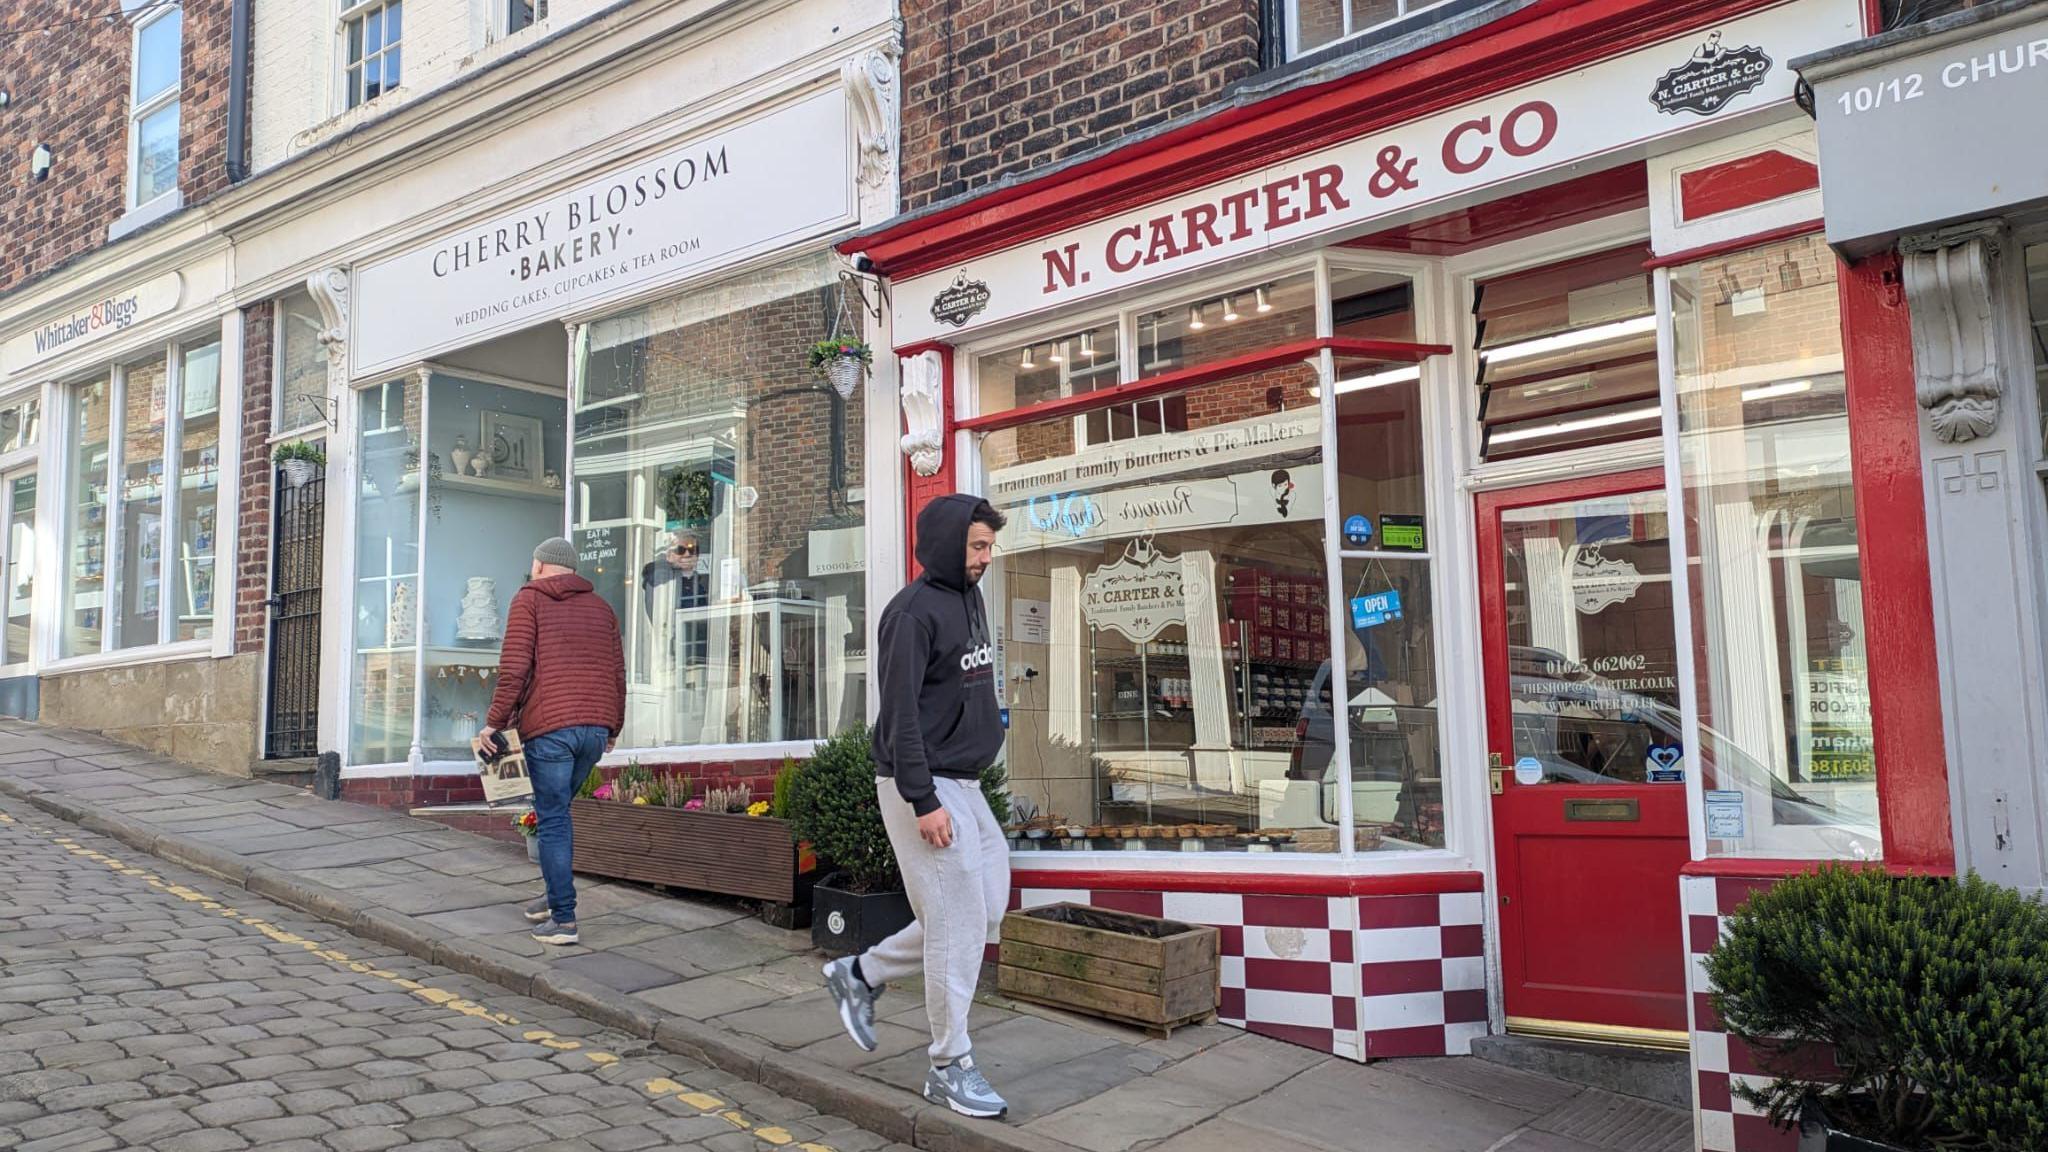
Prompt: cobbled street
<box><xmin>0</xmin><ymin>796</ymin><xmax>896</xmax><ymax>1152</ymax></box>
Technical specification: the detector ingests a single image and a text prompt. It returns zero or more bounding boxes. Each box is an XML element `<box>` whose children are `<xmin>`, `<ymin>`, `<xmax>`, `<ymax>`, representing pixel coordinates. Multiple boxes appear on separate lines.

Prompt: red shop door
<box><xmin>1476</xmin><ymin>469</ymin><xmax>1690</xmax><ymax>1045</ymax></box>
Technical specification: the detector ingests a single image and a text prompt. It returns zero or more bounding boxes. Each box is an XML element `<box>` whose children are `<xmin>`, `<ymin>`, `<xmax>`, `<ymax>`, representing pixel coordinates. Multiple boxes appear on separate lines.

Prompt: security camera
<box><xmin>851</xmin><ymin>253</ymin><xmax>877</xmax><ymax>274</ymax></box>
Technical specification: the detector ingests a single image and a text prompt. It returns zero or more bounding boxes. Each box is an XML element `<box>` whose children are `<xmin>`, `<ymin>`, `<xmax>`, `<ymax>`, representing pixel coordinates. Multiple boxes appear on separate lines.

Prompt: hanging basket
<box><xmin>281</xmin><ymin>459</ymin><xmax>318</xmax><ymax>488</ymax></box>
<box><xmin>826</xmin><ymin>354</ymin><xmax>865</xmax><ymax>399</ymax></box>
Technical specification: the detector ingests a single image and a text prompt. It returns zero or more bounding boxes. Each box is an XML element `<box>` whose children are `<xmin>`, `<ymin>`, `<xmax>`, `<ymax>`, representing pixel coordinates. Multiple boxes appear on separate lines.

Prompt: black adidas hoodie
<box><xmin>875</xmin><ymin>494</ymin><xmax>1005</xmax><ymax>816</ymax></box>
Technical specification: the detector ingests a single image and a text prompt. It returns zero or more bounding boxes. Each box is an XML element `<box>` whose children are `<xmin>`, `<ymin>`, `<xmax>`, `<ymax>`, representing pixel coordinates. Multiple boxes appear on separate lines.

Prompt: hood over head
<box><xmin>915</xmin><ymin>493</ymin><xmax>997</xmax><ymax>590</ymax></box>
<box><xmin>530</xmin><ymin>573</ymin><xmax>595</xmax><ymax>601</ymax></box>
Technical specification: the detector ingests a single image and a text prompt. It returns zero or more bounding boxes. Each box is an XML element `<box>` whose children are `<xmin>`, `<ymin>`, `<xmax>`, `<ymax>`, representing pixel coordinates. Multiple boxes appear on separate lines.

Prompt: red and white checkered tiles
<box><xmin>1685</xmin><ymin>873</ymin><xmax>1842</xmax><ymax>1152</ymax></box>
<box><xmin>1011</xmin><ymin>877</ymin><xmax>1488</xmax><ymax>1064</ymax></box>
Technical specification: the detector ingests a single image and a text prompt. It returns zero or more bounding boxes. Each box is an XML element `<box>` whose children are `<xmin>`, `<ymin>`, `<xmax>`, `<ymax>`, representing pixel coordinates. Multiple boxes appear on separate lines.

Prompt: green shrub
<box><xmin>979</xmin><ymin>760</ymin><xmax>1011</xmax><ymax>827</ymax></box>
<box><xmin>1706</xmin><ymin>867</ymin><xmax>2048</xmax><ymax>1150</ymax></box>
<box><xmin>272</xmin><ymin>440</ymin><xmax>326</xmax><ymax>467</ymax></box>
<box><xmin>788</xmin><ymin>726</ymin><xmax>899</xmax><ymax>893</ymax></box>
<box><xmin>771</xmin><ymin>759</ymin><xmax>797</xmax><ymax>820</ymax></box>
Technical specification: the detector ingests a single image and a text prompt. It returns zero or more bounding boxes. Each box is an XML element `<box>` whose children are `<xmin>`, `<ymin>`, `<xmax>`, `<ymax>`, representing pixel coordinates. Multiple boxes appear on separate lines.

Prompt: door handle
<box><xmin>1489</xmin><ymin>752</ymin><xmax>1506</xmax><ymax>795</ymax></box>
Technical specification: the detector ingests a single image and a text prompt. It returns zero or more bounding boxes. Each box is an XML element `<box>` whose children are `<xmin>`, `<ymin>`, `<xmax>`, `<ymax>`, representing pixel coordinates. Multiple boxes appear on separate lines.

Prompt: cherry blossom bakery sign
<box><xmin>889</xmin><ymin>0</ymin><xmax>1858</xmax><ymax>344</ymax></box>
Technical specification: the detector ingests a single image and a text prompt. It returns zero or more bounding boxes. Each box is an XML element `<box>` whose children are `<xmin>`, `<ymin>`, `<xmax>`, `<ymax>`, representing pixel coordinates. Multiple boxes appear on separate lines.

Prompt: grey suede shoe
<box><xmin>925</xmin><ymin>1053</ymin><xmax>1006</xmax><ymax>1118</ymax></box>
<box><xmin>823</xmin><ymin>958</ymin><xmax>879</xmax><ymax>1052</ymax></box>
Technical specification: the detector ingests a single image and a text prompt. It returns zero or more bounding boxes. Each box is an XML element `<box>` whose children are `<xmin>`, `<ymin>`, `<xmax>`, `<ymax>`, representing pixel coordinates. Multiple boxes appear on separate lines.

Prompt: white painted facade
<box><xmin>251</xmin><ymin>0</ymin><xmax>638</xmax><ymax>171</ymax></box>
<box><xmin>227</xmin><ymin>0</ymin><xmax>904</xmax><ymax>774</ymax></box>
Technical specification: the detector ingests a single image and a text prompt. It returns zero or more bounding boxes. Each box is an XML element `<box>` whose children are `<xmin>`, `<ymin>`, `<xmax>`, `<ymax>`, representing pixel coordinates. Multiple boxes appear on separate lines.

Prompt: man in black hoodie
<box><xmin>823</xmin><ymin>494</ymin><xmax>1011</xmax><ymax>1119</ymax></box>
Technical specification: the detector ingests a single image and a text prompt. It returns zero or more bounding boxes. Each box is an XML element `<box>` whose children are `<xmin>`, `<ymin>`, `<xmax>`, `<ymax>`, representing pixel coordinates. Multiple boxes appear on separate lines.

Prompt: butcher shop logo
<box><xmin>930</xmin><ymin>270</ymin><xmax>991</xmax><ymax>328</ymax></box>
<box><xmin>1651</xmin><ymin>31</ymin><xmax>1773</xmax><ymax>116</ymax></box>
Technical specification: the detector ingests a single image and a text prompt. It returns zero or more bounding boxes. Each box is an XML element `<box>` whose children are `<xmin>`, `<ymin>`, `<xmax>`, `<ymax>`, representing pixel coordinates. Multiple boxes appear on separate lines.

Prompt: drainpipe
<box><xmin>226</xmin><ymin>0</ymin><xmax>252</xmax><ymax>182</ymax></box>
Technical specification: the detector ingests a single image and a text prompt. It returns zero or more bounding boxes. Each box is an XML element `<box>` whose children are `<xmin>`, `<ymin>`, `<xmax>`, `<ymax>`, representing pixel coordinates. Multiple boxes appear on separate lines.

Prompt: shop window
<box><xmin>4</xmin><ymin>475</ymin><xmax>35</xmax><ymax>667</ymax></box>
<box><xmin>1672</xmin><ymin>233</ymin><xmax>1881</xmax><ymax>860</ymax></box>
<box><xmin>274</xmin><ymin>291</ymin><xmax>329</xmax><ymax>434</ymax></box>
<box><xmin>342</xmin><ymin>0</ymin><xmax>403</xmax><ymax>110</ymax></box>
<box><xmin>1289</xmin><ymin>0</ymin><xmax>1449</xmax><ymax>59</ymax></box>
<box><xmin>349</xmin><ymin>377</ymin><xmax>422</xmax><ymax>764</ymax></box>
<box><xmin>976</xmin><ymin>324</ymin><xmax>1136</xmax><ymax>444</ymax></box>
<box><xmin>129</xmin><ymin>5</ymin><xmax>181</xmax><ymax>208</ymax></box>
<box><xmin>174</xmin><ymin>341</ymin><xmax>222</xmax><ymax>643</ymax></box>
<box><xmin>572</xmin><ymin>254</ymin><xmax>867</xmax><ymax>751</ymax></box>
<box><xmin>1475</xmin><ymin>245</ymin><xmax>1659</xmax><ymax>460</ymax></box>
<box><xmin>0</xmin><ymin>395</ymin><xmax>38</xmax><ymax>455</ymax></box>
<box><xmin>1137</xmin><ymin>272</ymin><xmax>1318</xmax><ymax>380</ymax></box>
<box><xmin>982</xmin><ymin>358</ymin><xmax>1355</xmax><ymax>852</ymax></box>
<box><xmin>59</xmin><ymin>337</ymin><xmax>223</xmax><ymax>660</ymax></box>
<box><xmin>346</xmin><ymin>373</ymin><xmax>569</xmax><ymax>765</ymax></box>
<box><xmin>62</xmin><ymin>381</ymin><xmax>111</xmax><ymax>658</ymax></box>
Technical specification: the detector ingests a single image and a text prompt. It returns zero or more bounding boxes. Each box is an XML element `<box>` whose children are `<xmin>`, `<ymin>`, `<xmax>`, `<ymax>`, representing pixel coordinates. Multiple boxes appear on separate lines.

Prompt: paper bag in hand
<box><xmin>476</xmin><ymin>730</ymin><xmax>534</xmax><ymax>804</ymax></box>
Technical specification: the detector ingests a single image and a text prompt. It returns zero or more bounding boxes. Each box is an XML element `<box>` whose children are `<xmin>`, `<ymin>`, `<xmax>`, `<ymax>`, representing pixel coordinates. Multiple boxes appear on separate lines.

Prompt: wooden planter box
<box><xmin>998</xmin><ymin>902</ymin><xmax>1219</xmax><ymax>1037</ymax></box>
<box><xmin>569</xmin><ymin>800</ymin><xmax>817</xmax><ymax>904</ymax></box>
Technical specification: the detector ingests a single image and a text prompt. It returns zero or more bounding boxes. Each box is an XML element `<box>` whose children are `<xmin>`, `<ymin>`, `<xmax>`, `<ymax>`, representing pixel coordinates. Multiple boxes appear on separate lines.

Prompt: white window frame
<box><xmin>272</xmin><ymin>293</ymin><xmax>331</xmax><ymax>441</ymax></box>
<box><xmin>1286</xmin><ymin>0</ymin><xmax>1452</xmax><ymax>62</ymax></box>
<box><xmin>0</xmin><ymin>386</ymin><xmax>43</xmax><ymax>680</ymax></box>
<box><xmin>47</xmin><ymin>322</ymin><xmax>241</xmax><ymax>672</ymax></box>
<box><xmin>339</xmin><ymin>0</ymin><xmax>404</xmax><ymax>112</ymax></box>
<box><xmin>500</xmin><ymin>0</ymin><xmax>548</xmax><ymax>38</ymax></box>
<box><xmin>950</xmin><ymin>249</ymin><xmax>1472</xmax><ymax>878</ymax></box>
<box><xmin>125</xmin><ymin>3</ymin><xmax>182</xmax><ymax>213</ymax></box>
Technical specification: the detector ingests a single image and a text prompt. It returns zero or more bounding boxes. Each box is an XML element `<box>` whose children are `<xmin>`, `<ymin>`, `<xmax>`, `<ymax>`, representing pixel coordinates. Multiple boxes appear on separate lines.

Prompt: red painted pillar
<box><xmin>1838</xmin><ymin>251</ymin><xmax>1954</xmax><ymax>873</ymax></box>
<box><xmin>898</xmin><ymin>343</ymin><xmax>956</xmax><ymax>582</ymax></box>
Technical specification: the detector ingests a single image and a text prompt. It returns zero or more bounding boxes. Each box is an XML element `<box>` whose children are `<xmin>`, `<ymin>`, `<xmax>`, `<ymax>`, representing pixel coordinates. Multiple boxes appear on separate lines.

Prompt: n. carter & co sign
<box><xmin>893</xmin><ymin>0</ymin><xmax>1857</xmax><ymax>344</ymax></box>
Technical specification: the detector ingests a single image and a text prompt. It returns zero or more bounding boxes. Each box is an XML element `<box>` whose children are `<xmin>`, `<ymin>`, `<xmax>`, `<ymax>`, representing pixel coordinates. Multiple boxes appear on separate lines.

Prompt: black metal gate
<box><xmin>264</xmin><ymin>474</ymin><xmax>324</xmax><ymax>758</ymax></box>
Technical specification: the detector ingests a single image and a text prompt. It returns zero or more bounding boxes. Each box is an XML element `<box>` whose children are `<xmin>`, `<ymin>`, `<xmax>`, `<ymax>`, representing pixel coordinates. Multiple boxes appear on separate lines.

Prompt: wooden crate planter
<box><xmin>998</xmin><ymin>902</ymin><xmax>1220</xmax><ymax>1037</ymax></box>
<box><xmin>569</xmin><ymin>800</ymin><xmax>817</xmax><ymax>904</ymax></box>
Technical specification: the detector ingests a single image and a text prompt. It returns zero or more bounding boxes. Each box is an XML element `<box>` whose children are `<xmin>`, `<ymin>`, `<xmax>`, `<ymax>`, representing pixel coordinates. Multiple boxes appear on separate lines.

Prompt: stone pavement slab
<box><xmin>0</xmin><ymin>719</ymin><xmax>1692</xmax><ymax>1152</ymax></box>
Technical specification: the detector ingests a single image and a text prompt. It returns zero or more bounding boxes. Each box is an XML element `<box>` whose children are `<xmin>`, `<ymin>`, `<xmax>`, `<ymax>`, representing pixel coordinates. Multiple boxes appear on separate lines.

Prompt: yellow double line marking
<box><xmin>4</xmin><ymin>815</ymin><xmax>836</xmax><ymax>1152</ymax></box>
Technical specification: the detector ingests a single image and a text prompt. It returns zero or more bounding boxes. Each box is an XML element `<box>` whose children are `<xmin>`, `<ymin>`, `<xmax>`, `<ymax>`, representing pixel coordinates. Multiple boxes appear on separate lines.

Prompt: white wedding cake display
<box><xmin>455</xmin><ymin>577</ymin><xmax>501</xmax><ymax>643</ymax></box>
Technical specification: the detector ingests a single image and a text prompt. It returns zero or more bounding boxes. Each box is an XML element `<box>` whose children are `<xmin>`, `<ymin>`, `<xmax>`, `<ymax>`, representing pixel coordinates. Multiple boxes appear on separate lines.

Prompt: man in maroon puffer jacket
<box><xmin>475</xmin><ymin>536</ymin><xmax>625</xmax><ymax>946</ymax></box>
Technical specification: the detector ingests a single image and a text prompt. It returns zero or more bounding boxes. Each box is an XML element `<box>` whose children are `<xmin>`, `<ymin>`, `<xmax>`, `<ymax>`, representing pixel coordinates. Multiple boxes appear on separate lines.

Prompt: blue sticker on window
<box><xmin>1350</xmin><ymin>588</ymin><xmax>1404</xmax><ymax>629</ymax></box>
<box><xmin>1343</xmin><ymin>514</ymin><xmax>1373</xmax><ymax>547</ymax></box>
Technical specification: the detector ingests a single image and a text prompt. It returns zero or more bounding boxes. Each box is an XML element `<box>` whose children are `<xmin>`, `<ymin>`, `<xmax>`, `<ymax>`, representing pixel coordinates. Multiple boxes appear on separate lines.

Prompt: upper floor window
<box><xmin>342</xmin><ymin>0</ymin><xmax>403</xmax><ymax>109</ymax></box>
<box><xmin>506</xmin><ymin>0</ymin><xmax>548</xmax><ymax>35</ymax></box>
<box><xmin>129</xmin><ymin>4</ymin><xmax>182</xmax><ymax>208</ymax></box>
<box><xmin>1289</xmin><ymin>0</ymin><xmax>1448</xmax><ymax>59</ymax></box>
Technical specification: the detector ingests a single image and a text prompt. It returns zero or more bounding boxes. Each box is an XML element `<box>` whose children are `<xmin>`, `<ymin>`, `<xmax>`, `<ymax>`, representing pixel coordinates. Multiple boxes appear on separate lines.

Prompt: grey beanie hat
<box><xmin>533</xmin><ymin>537</ymin><xmax>578</xmax><ymax>570</ymax></box>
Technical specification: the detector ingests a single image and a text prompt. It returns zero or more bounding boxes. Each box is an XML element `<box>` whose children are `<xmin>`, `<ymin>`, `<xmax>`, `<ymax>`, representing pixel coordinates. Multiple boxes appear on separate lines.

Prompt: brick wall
<box><xmin>237</xmin><ymin>302</ymin><xmax>275</xmax><ymax>656</ymax></box>
<box><xmin>0</xmin><ymin>0</ymin><xmax>239</xmax><ymax>296</ymax></box>
<box><xmin>899</xmin><ymin>0</ymin><xmax>1262</xmax><ymax>211</ymax></box>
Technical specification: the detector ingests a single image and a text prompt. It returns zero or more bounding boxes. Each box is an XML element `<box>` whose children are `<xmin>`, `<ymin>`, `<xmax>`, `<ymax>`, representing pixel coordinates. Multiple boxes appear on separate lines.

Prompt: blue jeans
<box><xmin>526</xmin><ymin>725</ymin><xmax>608</xmax><ymax>924</ymax></box>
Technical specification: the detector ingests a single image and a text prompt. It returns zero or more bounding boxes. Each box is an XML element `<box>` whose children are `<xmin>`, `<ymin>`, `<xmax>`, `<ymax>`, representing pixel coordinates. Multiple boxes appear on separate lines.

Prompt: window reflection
<box><xmin>1674</xmin><ymin>233</ymin><xmax>1880</xmax><ymax>860</ymax></box>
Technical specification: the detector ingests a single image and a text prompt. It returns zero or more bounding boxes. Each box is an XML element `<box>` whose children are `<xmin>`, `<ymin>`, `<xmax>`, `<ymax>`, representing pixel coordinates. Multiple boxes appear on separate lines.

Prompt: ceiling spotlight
<box><xmin>1019</xmin><ymin>345</ymin><xmax>1036</xmax><ymax>369</ymax></box>
<box><xmin>1256</xmin><ymin>286</ymin><xmax>1273</xmax><ymax>313</ymax></box>
<box><xmin>1049</xmin><ymin>342</ymin><xmax>1065</xmax><ymax>364</ymax></box>
<box><xmin>1223</xmin><ymin>296</ymin><xmax>1240</xmax><ymax>322</ymax></box>
<box><xmin>1188</xmin><ymin>304</ymin><xmax>1205</xmax><ymax>331</ymax></box>
<box><xmin>1079</xmin><ymin>331</ymin><xmax>1096</xmax><ymax>358</ymax></box>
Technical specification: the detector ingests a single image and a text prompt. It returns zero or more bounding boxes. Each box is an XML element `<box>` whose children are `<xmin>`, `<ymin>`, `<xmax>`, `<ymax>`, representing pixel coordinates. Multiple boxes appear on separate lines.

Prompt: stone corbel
<box><xmin>306</xmin><ymin>266</ymin><xmax>350</xmax><ymax>370</ymax></box>
<box><xmin>900</xmin><ymin>349</ymin><xmax>945</xmax><ymax>478</ymax></box>
<box><xmin>1901</xmin><ymin>227</ymin><xmax>2003</xmax><ymax>444</ymax></box>
<box><xmin>843</xmin><ymin>47</ymin><xmax>900</xmax><ymax>189</ymax></box>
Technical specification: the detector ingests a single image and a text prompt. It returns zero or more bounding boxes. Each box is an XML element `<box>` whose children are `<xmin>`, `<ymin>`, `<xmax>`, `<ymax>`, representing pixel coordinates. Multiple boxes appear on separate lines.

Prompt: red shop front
<box><xmin>846</xmin><ymin>1</ymin><xmax>1954</xmax><ymax>1148</ymax></box>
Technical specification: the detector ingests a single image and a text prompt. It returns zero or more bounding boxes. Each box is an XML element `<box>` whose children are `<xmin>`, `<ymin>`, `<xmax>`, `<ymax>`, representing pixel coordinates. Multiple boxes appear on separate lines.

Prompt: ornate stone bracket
<box><xmin>306</xmin><ymin>266</ymin><xmax>350</xmax><ymax>370</ymax></box>
<box><xmin>1902</xmin><ymin>227</ymin><xmax>2003</xmax><ymax>444</ymax></box>
<box><xmin>900</xmin><ymin>349</ymin><xmax>945</xmax><ymax>478</ymax></box>
<box><xmin>843</xmin><ymin>47</ymin><xmax>900</xmax><ymax>189</ymax></box>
